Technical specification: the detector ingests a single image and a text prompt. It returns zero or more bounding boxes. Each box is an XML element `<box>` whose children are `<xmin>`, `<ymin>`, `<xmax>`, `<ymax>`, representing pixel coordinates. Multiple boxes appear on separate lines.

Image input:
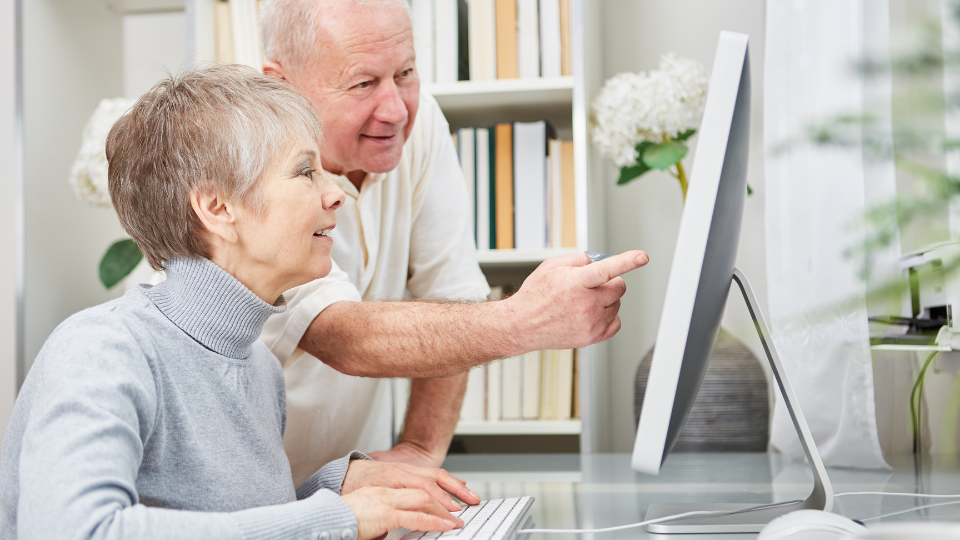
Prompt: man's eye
<box><xmin>355</xmin><ymin>80</ymin><xmax>372</xmax><ymax>89</ymax></box>
<box><xmin>397</xmin><ymin>69</ymin><xmax>412</xmax><ymax>78</ymax></box>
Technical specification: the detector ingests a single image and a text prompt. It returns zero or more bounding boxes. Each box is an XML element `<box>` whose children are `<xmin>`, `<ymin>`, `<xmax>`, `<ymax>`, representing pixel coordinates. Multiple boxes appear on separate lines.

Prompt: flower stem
<box><xmin>676</xmin><ymin>161</ymin><xmax>689</xmax><ymax>202</ymax></box>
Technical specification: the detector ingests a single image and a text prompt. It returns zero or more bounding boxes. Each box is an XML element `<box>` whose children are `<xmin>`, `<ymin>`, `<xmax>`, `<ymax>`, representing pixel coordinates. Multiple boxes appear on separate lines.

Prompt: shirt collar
<box><xmin>143</xmin><ymin>257</ymin><xmax>285</xmax><ymax>359</ymax></box>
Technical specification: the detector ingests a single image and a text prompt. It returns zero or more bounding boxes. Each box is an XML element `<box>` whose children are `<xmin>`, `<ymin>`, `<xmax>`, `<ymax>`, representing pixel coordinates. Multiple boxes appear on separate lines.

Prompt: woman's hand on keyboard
<box><xmin>343</xmin><ymin>486</ymin><xmax>464</xmax><ymax>540</ymax></box>
<box><xmin>343</xmin><ymin>460</ymin><xmax>481</xmax><ymax>511</ymax></box>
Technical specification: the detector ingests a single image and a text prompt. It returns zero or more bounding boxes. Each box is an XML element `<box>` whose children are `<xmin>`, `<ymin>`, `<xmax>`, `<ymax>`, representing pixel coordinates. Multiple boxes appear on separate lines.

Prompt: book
<box><xmin>458</xmin><ymin>0</ymin><xmax>470</xmax><ymax>80</ymax></box>
<box><xmin>559</xmin><ymin>0</ymin><xmax>572</xmax><ymax>76</ymax></box>
<box><xmin>513</xmin><ymin>121</ymin><xmax>550</xmax><ymax>250</ymax></box>
<box><xmin>461</xmin><ymin>365</ymin><xmax>486</xmax><ymax>421</ymax></box>
<box><xmin>214</xmin><ymin>0</ymin><xmax>234</xmax><ymax>63</ymax></box>
<box><xmin>468</xmin><ymin>0</ymin><xmax>497</xmax><ymax>81</ymax></box>
<box><xmin>548</xmin><ymin>138</ymin><xmax>563</xmax><ymax>248</ymax></box>
<box><xmin>476</xmin><ymin>127</ymin><xmax>491</xmax><ymax>251</ymax></box>
<box><xmin>539</xmin><ymin>0</ymin><xmax>562</xmax><ymax>78</ymax></box>
<box><xmin>521</xmin><ymin>350</ymin><xmax>541</xmax><ymax>419</ymax></box>
<box><xmin>560</xmin><ymin>140</ymin><xmax>576</xmax><ymax>248</ymax></box>
<box><xmin>494</xmin><ymin>123</ymin><xmax>514</xmax><ymax>249</ymax></box>
<box><xmin>495</xmin><ymin>0</ymin><xmax>519</xmax><ymax>79</ymax></box>
<box><xmin>516</xmin><ymin>0</ymin><xmax>540</xmax><ymax>79</ymax></box>
<box><xmin>457</xmin><ymin>127</ymin><xmax>476</xmax><ymax>244</ymax></box>
<box><xmin>501</xmin><ymin>355</ymin><xmax>522</xmax><ymax>420</ymax></box>
<box><xmin>539</xmin><ymin>349</ymin><xmax>555</xmax><ymax>419</ymax></box>
<box><xmin>555</xmin><ymin>348</ymin><xmax>574</xmax><ymax>420</ymax></box>
<box><xmin>488</xmin><ymin>126</ymin><xmax>498</xmax><ymax>249</ymax></box>
<box><xmin>412</xmin><ymin>0</ymin><xmax>435</xmax><ymax>84</ymax></box>
<box><xmin>486</xmin><ymin>360</ymin><xmax>502</xmax><ymax>420</ymax></box>
<box><xmin>435</xmin><ymin>0</ymin><xmax>459</xmax><ymax>83</ymax></box>
<box><xmin>572</xmin><ymin>349</ymin><xmax>579</xmax><ymax>418</ymax></box>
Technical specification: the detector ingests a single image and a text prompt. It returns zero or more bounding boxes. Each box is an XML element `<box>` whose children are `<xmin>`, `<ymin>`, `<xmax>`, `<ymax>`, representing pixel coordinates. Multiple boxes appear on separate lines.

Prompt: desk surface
<box><xmin>438</xmin><ymin>453</ymin><xmax>960</xmax><ymax>539</ymax></box>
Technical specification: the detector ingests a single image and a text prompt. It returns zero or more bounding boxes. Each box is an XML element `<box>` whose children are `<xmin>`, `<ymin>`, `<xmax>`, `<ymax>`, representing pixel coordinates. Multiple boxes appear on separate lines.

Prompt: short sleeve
<box><xmin>260</xmin><ymin>259</ymin><xmax>363</xmax><ymax>364</ymax></box>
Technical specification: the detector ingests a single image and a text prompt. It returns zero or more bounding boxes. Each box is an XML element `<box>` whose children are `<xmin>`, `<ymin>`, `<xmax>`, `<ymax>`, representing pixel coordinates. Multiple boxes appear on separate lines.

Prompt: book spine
<box><xmin>461</xmin><ymin>365</ymin><xmax>486</xmax><ymax>421</ymax></box>
<box><xmin>513</xmin><ymin>121</ymin><xmax>547</xmax><ymax>250</ymax></box>
<box><xmin>521</xmin><ymin>350</ymin><xmax>541</xmax><ymax>419</ymax></box>
<box><xmin>560</xmin><ymin>140</ymin><xmax>576</xmax><ymax>248</ymax></box>
<box><xmin>476</xmin><ymin>127</ymin><xmax>491</xmax><ymax>251</ymax></box>
<box><xmin>539</xmin><ymin>0</ymin><xmax>562</xmax><ymax>78</ymax></box>
<box><xmin>489</xmin><ymin>126</ymin><xmax>497</xmax><ymax>249</ymax></box>
<box><xmin>559</xmin><ymin>0</ymin><xmax>571</xmax><ymax>76</ymax></box>
<box><xmin>516</xmin><ymin>0</ymin><xmax>540</xmax><ymax>79</ymax></box>
<box><xmin>501</xmin><ymin>356</ymin><xmax>522</xmax><ymax>420</ymax></box>
<box><xmin>495</xmin><ymin>0</ymin><xmax>518</xmax><ymax>79</ymax></box>
<box><xmin>457</xmin><ymin>127</ymin><xmax>477</xmax><ymax>245</ymax></box>
<box><xmin>548</xmin><ymin>139</ymin><xmax>563</xmax><ymax>248</ymax></box>
<box><xmin>555</xmin><ymin>348</ymin><xmax>574</xmax><ymax>420</ymax></box>
<box><xmin>494</xmin><ymin>123</ymin><xmax>514</xmax><ymax>249</ymax></box>
<box><xmin>412</xmin><ymin>0</ymin><xmax>435</xmax><ymax>83</ymax></box>
<box><xmin>434</xmin><ymin>0</ymin><xmax>459</xmax><ymax>83</ymax></box>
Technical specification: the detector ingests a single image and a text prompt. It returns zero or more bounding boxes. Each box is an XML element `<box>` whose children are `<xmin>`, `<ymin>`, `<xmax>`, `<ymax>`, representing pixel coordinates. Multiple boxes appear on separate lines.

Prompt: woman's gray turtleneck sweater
<box><xmin>1</xmin><ymin>257</ymin><xmax>364</xmax><ymax>540</ymax></box>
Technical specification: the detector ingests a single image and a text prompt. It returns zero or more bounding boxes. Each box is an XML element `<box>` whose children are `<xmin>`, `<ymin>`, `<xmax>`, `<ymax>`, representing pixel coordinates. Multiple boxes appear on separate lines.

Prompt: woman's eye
<box><xmin>300</xmin><ymin>168</ymin><xmax>316</xmax><ymax>179</ymax></box>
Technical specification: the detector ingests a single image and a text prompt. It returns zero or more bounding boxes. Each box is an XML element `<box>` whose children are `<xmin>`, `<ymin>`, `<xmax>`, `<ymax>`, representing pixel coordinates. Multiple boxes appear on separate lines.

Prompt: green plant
<box><xmin>99</xmin><ymin>238</ymin><xmax>144</xmax><ymax>289</ymax></box>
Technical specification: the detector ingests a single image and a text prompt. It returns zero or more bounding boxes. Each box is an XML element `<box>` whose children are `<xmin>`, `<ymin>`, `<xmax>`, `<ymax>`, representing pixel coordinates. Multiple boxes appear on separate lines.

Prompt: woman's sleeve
<box><xmin>295</xmin><ymin>451</ymin><xmax>372</xmax><ymax>500</ymax></box>
<box><xmin>14</xmin><ymin>321</ymin><xmax>358</xmax><ymax>540</ymax></box>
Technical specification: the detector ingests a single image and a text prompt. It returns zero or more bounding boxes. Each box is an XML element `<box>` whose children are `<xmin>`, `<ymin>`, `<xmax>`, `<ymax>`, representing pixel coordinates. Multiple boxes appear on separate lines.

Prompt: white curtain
<box><xmin>764</xmin><ymin>0</ymin><xmax>897</xmax><ymax>469</ymax></box>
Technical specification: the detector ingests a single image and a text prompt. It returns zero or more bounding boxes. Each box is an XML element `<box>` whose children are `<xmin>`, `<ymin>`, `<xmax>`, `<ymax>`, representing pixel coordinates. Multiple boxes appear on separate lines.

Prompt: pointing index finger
<box><xmin>577</xmin><ymin>251</ymin><xmax>648</xmax><ymax>289</ymax></box>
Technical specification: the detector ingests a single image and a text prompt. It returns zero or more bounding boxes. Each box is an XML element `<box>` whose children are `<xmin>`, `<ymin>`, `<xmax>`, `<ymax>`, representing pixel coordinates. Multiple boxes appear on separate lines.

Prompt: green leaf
<box><xmin>99</xmin><ymin>238</ymin><xmax>144</xmax><ymax>289</ymax></box>
<box><xmin>617</xmin><ymin>161</ymin><xmax>652</xmax><ymax>185</ymax></box>
<box><xmin>641</xmin><ymin>141</ymin><xmax>689</xmax><ymax>170</ymax></box>
<box><xmin>617</xmin><ymin>141</ymin><xmax>655</xmax><ymax>185</ymax></box>
<box><xmin>675</xmin><ymin>129</ymin><xmax>697</xmax><ymax>141</ymax></box>
<box><xmin>747</xmin><ymin>184</ymin><xmax>754</xmax><ymax>196</ymax></box>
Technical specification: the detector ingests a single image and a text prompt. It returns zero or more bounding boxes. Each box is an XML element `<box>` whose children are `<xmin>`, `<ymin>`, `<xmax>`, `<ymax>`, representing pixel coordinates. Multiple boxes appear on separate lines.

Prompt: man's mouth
<box><xmin>362</xmin><ymin>133</ymin><xmax>399</xmax><ymax>144</ymax></box>
<box><xmin>314</xmin><ymin>228</ymin><xmax>334</xmax><ymax>237</ymax></box>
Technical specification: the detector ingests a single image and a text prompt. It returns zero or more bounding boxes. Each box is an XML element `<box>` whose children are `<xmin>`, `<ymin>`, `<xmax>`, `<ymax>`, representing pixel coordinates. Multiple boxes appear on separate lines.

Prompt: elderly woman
<box><xmin>0</xmin><ymin>64</ymin><xmax>477</xmax><ymax>540</ymax></box>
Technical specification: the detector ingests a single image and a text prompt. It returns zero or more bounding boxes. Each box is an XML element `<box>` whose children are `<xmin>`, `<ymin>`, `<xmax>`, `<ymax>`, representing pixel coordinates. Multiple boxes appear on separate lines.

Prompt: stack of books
<box><xmin>453</xmin><ymin>122</ymin><xmax>576</xmax><ymax>251</ymax></box>
<box><xmin>413</xmin><ymin>0</ymin><xmax>573</xmax><ymax>84</ymax></box>
<box><xmin>459</xmin><ymin>287</ymin><xmax>579</xmax><ymax>422</ymax></box>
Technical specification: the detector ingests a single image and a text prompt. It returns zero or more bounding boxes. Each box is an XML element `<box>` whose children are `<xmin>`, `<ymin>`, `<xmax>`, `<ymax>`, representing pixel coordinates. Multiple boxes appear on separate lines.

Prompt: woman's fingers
<box><xmin>422</xmin><ymin>469</ymin><xmax>480</xmax><ymax>506</ymax></box>
<box><xmin>343</xmin><ymin>487</ymin><xmax>463</xmax><ymax>540</ymax></box>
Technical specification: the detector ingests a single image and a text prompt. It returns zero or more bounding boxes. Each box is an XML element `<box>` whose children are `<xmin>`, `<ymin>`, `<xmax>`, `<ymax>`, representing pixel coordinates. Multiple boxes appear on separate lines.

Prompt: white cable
<box><xmin>860</xmin><ymin>499</ymin><xmax>960</xmax><ymax>522</ymax></box>
<box><xmin>836</xmin><ymin>491</ymin><xmax>960</xmax><ymax>499</ymax></box>
<box><xmin>515</xmin><ymin>500</ymin><xmax>802</xmax><ymax>534</ymax></box>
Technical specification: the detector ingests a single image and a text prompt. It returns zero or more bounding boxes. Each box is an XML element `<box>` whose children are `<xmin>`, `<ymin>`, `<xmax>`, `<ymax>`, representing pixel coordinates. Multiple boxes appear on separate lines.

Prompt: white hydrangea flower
<box><xmin>68</xmin><ymin>98</ymin><xmax>136</xmax><ymax>208</ymax></box>
<box><xmin>591</xmin><ymin>53</ymin><xmax>709</xmax><ymax>168</ymax></box>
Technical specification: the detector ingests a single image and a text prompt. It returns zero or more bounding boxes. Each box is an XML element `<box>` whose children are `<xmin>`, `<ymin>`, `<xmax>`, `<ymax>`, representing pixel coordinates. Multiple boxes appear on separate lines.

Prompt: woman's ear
<box><xmin>190</xmin><ymin>188</ymin><xmax>240</xmax><ymax>245</ymax></box>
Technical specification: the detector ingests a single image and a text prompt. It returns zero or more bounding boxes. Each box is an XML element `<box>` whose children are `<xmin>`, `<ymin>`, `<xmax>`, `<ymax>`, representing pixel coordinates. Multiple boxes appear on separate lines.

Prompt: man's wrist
<box><xmin>484</xmin><ymin>296</ymin><xmax>530</xmax><ymax>358</ymax></box>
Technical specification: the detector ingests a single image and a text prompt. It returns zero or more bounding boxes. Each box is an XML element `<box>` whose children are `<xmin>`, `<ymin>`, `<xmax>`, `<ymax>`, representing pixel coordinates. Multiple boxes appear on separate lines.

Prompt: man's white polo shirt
<box><xmin>260</xmin><ymin>92</ymin><xmax>490</xmax><ymax>486</ymax></box>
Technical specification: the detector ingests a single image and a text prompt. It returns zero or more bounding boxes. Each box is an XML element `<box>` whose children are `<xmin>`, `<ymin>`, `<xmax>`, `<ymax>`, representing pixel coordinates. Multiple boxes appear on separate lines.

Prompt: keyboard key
<box><xmin>442</xmin><ymin>500</ymin><xmax>502</xmax><ymax>538</ymax></box>
<box><xmin>472</xmin><ymin>498</ymin><xmax>519</xmax><ymax>540</ymax></box>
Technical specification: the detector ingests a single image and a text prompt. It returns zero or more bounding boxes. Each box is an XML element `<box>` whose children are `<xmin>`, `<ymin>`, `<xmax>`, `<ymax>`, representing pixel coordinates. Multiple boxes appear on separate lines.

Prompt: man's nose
<box><xmin>372</xmin><ymin>81</ymin><xmax>408</xmax><ymax>125</ymax></box>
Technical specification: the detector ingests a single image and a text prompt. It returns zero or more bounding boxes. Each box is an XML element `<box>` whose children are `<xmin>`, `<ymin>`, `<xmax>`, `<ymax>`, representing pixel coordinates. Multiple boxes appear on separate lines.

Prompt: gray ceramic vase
<box><xmin>634</xmin><ymin>328</ymin><xmax>769</xmax><ymax>452</ymax></box>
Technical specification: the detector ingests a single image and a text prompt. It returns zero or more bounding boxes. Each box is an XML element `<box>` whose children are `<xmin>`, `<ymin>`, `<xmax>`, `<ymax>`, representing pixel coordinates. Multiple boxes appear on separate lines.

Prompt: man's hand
<box><xmin>342</xmin><ymin>459</ymin><xmax>482</xmax><ymax>511</ymax></box>
<box><xmin>505</xmin><ymin>250</ymin><xmax>649</xmax><ymax>353</ymax></box>
<box><xmin>342</xmin><ymin>487</ymin><xmax>464</xmax><ymax>540</ymax></box>
<box><xmin>368</xmin><ymin>441</ymin><xmax>444</xmax><ymax>468</ymax></box>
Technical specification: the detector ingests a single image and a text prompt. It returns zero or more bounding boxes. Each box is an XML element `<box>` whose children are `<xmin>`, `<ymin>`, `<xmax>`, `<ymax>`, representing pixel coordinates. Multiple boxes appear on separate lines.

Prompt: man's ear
<box><xmin>263</xmin><ymin>61</ymin><xmax>288</xmax><ymax>80</ymax></box>
<box><xmin>190</xmin><ymin>188</ymin><xmax>240</xmax><ymax>245</ymax></box>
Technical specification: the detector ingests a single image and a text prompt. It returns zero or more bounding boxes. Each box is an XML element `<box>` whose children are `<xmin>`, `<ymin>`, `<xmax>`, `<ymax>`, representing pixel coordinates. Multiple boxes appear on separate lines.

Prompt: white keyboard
<box><xmin>401</xmin><ymin>497</ymin><xmax>535</xmax><ymax>540</ymax></box>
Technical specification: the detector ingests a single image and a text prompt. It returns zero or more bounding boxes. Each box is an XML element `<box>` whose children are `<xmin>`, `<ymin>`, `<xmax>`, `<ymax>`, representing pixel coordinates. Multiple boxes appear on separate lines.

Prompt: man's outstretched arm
<box><xmin>298</xmin><ymin>250</ymin><xmax>649</xmax><ymax>378</ymax></box>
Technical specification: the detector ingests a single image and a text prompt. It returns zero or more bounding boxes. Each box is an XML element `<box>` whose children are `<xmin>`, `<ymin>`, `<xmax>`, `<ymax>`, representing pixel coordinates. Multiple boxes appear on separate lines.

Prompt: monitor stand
<box><xmin>644</xmin><ymin>268</ymin><xmax>834</xmax><ymax>534</ymax></box>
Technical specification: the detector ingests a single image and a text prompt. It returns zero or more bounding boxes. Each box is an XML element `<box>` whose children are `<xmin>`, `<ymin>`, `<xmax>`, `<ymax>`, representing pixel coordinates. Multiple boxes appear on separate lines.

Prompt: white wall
<box><xmin>0</xmin><ymin>0</ymin><xmax>19</xmax><ymax>446</ymax></box>
<box><xmin>599</xmin><ymin>0</ymin><xmax>768</xmax><ymax>451</ymax></box>
<box><xmin>22</xmin><ymin>0</ymin><xmax>126</xmax><ymax>371</ymax></box>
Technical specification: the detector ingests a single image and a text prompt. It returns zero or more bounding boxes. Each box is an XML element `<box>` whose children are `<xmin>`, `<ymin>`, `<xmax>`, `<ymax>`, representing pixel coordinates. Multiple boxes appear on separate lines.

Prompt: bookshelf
<box><xmin>424</xmin><ymin>1</ymin><xmax>608</xmax><ymax>451</ymax></box>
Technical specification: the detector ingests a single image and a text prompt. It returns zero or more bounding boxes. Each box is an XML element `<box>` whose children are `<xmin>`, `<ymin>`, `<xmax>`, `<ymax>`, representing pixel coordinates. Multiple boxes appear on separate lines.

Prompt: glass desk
<box><xmin>435</xmin><ymin>453</ymin><xmax>960</xmax><ymax>539</ymax></box>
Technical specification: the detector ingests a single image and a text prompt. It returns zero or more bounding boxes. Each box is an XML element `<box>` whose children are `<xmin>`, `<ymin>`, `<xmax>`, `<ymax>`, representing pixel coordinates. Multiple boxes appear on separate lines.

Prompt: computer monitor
<box><xmin>630</xmin><ymin>31</ymin><xmax>834</xmax><ymax>533</ymax></box>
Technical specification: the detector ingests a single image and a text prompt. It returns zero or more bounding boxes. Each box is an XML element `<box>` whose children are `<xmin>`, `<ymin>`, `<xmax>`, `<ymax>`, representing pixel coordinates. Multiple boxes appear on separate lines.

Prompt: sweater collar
<box><xmin>143</xmin><ymin>257</ymin><xmax>285</xmax><ymax>359</ymax></box>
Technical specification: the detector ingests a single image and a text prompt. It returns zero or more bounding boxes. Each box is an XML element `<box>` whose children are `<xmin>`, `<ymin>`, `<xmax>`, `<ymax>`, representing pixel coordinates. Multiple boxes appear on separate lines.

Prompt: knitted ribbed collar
<box><xmin>143</xmin><ymin>257</ymin><xmax>286</xmax><ymax>359</ymax></box>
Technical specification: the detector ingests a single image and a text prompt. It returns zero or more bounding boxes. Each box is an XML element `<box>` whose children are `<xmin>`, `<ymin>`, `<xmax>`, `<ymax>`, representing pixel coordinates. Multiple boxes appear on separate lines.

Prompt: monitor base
<box><xmin>644</xmin><ymin>268</ymin><xmax>834</xmax><ymax>534</ymax></box>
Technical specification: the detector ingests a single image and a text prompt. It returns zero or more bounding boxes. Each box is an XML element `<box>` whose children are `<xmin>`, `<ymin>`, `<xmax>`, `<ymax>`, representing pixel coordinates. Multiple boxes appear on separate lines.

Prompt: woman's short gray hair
<box><xmin>106</xmin><ymin>63</ymin><xmax>322</xmax><ymax>270</ymax></box>
<box><xmin>260</xmin><ymin>0</ymin><xmax>410</xmax><ymax>71</ymax></box>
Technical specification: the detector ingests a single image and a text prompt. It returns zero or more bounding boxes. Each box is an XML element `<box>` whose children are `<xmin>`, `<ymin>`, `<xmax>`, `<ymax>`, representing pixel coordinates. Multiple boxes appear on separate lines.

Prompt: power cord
<box><xmin>911</xmin><ymin>351</ymin><xmax>940</xmax><ymax>455</ymax></box>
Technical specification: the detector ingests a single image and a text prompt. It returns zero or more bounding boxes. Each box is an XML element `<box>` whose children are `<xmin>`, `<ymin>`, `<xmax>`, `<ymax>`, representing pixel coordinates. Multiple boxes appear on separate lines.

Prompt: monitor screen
<box><xmin>632</xmin><ymin>31</ymin><xmax>751</xmax><ymax>476</ymax></box>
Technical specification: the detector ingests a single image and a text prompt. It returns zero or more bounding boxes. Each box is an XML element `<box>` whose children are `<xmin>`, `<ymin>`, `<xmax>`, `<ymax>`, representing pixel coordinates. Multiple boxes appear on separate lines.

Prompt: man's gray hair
<box><xmin>260</xmin><ymin>0</ymin><xmax>410</xmax><ymax>71</ymax></box>
<box><xmin>106</xmin><ymin>63</ymin><xmax>323</xmax><ymax>270</ymax></box>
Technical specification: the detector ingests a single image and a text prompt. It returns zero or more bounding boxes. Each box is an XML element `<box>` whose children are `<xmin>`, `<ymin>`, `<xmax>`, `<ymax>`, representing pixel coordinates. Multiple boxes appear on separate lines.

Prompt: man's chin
<box><xmin>356</xmin><ymin>150</ymin><xmax>404</xmax><ymax>174</ymax></box>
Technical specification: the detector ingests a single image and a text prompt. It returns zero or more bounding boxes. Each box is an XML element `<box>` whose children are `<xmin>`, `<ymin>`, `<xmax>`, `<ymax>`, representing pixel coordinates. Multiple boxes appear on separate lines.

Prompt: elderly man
<box><xmin>259</xmin><ymin>0</ymin><xmax>647</xmax><ymax>485</ymax></box>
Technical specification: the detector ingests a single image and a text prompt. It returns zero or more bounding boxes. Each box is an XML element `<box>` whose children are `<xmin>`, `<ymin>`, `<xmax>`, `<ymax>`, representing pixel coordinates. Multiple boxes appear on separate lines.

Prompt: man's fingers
<box><xmin>595</xmin><ymin>277</ymin><xmax>627</xmax><ymax>307</ymax></box>
<box><xmin>577</xmin><ymin>251</ymin><xmax>648</xmax><ymax>289</ymax></box>
<box><xmin>538</xmin><ymin>251</ymin><xmax>593</xmax><ymax>271</ymax></box>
